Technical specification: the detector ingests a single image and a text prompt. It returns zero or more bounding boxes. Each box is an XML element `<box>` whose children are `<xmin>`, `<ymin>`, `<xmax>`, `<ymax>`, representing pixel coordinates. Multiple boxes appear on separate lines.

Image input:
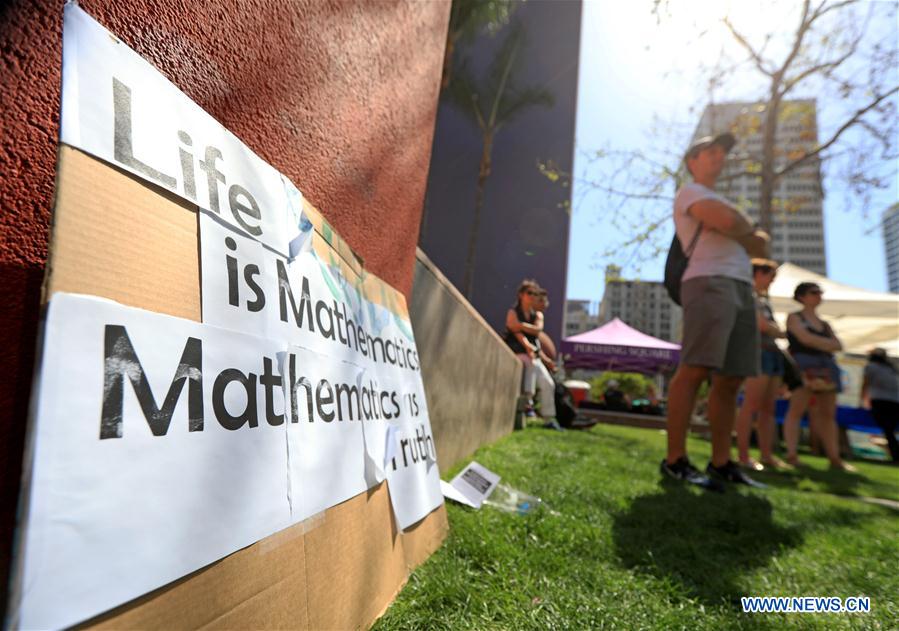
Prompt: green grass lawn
<box><xmin>375</xmin><ymin>424</ymin><xmax>899</xmax><ymax>630</ymax></box>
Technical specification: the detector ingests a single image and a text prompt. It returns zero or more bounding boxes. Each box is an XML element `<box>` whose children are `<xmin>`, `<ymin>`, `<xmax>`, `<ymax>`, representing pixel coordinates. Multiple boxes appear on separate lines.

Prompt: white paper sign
<box><xmin>199</xmin><ymin>211</ymin><xmax>420</xmax><ymax>376</ymax></box>
<box><xmin>14</xmin><ymin>292</ymin><xmax>435</xmax><ymax>629</ymax></box>
<box><xmin>61</xmin><ymin>4</ymin><xmax>299</xmax><ymax>253</ymax></box>
<box><xmin>198</xmin><ymin>213</ymin><xmax>444</xmax><ymax>528</ymax></box>
<box><xmin>15</xmin><ymin>294</ymin><xmax>292</xmax><ymax>630</ymax></box>
<box><xmin>450</xmin><ymin>462</ymin><xmax>501</xmax><ymax>509</ymax></box>
<box><xmin>383</xmin><ymin>414</ymin><xmax>444</xmax><ymax>528</ymax></box>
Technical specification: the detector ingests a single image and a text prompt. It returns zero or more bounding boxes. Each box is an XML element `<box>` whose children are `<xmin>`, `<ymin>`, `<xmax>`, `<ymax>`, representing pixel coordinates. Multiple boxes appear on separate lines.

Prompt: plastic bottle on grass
<box><xmin>483</xmin><ymin>483</ymin><xmax>556</xmax><ymax>516</ymax></box>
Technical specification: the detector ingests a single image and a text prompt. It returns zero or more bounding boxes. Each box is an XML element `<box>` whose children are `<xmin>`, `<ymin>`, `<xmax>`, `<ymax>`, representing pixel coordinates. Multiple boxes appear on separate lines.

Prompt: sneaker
<box><xmin>524</xmin><ymin>408</ymin><xmax>537</xmax><ymax>418</ymax></box>
<box><xmin>706</xmin><ymin>461</ymin><xmax>768</xmax><ymax>489</ymax></box>
<box><xmin>660</xmin><ymin>457</ymin><xmax>724</xmax><ymax>492</ymax></box>
<box><xmin>542</xmin><ymin>419</ymin><xmax>565</xmax><ymax>431</ymax></box>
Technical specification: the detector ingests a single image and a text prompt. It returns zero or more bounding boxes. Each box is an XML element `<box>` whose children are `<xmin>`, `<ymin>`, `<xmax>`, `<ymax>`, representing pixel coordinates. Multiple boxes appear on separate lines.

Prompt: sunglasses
<box><xmin>525</xmin><ymin>291</ymin><xmax>539</xmax><ymax>296</ymax></box>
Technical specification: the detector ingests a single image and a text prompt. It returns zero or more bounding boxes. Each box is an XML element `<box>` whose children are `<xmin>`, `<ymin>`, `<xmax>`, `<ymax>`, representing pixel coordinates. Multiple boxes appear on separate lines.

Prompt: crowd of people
<box><xmin>661</xmin><ymin>132</ymin><xmax>898</xmax><ymax>492</ymax></box>
<box><xmin>500</xmin><ymin>133</ymin><xmax>897</xmax><ymax>475</ymax></box>
<box><xmin>502</xmin><ymin>275</ymin><xmax>897</xmax><ymax>470</ymax></box>
<box><xmin>734</xmin><ymin>271</ymin><xmax>899</xmax><ymax>470</ymax></box>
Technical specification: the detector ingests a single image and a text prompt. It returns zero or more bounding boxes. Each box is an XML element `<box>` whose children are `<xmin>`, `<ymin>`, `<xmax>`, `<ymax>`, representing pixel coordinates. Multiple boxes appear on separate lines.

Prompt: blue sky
<box><xmin>566</xmin><ymin>0</ymin><xmax>898</xmax><ymax>304</ymax></box>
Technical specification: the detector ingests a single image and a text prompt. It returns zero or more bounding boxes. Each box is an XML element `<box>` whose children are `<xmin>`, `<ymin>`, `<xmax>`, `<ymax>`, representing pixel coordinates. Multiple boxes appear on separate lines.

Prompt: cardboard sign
<box><xmin>449</xmin><ymin>462</ymin><xmax>501</xmax><ymax>509</ymax></box>
<box><xmin>18</xmin><ymin>139</ymin><xmax>448</xmax><ymax>631</ymax></box>
<box><xmin>17</xmin><ymin>291</ymin><xmax>442</xmax><ymax>629</ymax></box>
<box><xmin>11</xmin><ymin>6</ymin><xmax>446</xmax><ymax>629</ymax></box>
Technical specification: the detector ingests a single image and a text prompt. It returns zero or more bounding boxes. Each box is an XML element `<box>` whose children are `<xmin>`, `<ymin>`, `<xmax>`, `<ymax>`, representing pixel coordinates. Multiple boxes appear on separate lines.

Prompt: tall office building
<box><xmin>420</xmin><ymin>1</ymin><xmax>582</xmax><ymax>341</ymax></box>
<box><xmin>694</xmin><ymin>100</ymin><xmax>827</xmax><ymax>275</ymax></box>
<box><xmin>884</xmin><ymin>203</ymin><xmax>899</xmax><ymax>293</ymax></box>
<box><xmin>598</xmin><ymin>266</ymin><xmax>682</xmax><ymax>343</ymax></box>
<box><xmin>563</xmin><ymin>299</ymin><xmax>600</xmax><ymax>337</ymax></box>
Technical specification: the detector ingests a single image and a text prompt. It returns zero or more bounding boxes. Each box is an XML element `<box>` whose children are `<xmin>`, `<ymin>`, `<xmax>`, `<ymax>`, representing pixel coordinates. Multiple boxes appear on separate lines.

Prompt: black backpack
<box><xmin>663</xmin><ymin>223</ymin><xmax>702</xmax><ymax>306</ymax></box>
<box><xmin>553</xmin><ymin>382</ymin><xmax>577</xmax><ymax>428</ymax></box>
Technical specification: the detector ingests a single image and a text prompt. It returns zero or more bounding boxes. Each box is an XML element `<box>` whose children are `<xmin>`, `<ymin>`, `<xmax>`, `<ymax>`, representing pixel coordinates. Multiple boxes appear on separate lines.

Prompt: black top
<box><xmin>504</xmin><ymin>304</ymin><xmax>539</xmax><ymax>354</ymax></box>
<box><xmin>787</xmin><ymin>312</ymin><xmax>834</xmax><ymax>357</ymax></box>
<box><xmin>603</xmin><ymin>388</ymin><xmax>629</xmax><ymax>411</ymax></box>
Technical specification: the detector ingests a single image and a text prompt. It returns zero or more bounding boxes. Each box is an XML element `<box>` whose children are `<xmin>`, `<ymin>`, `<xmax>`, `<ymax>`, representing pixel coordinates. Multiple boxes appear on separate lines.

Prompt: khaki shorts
<box><xmin>681</xmin><ymin>276</ymin><xmax>760</xmax><ymax>377</ymax></box>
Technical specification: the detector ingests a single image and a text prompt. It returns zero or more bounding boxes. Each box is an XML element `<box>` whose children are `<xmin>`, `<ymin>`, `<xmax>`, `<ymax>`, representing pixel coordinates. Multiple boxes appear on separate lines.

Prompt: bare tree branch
<box><xmin>775</xmin><ymin>0</ymin><xmax>814</xmax><ymax>80</ymax></box>
<box><xmin>810</xmin><ymin>0</ymin><xmax>860</xmax><ymax>23</ymax></box>
<box><xmin>586</xmin><ymin>186</ymin><xmax>674</xmax><ymax>202</ymax></box>
<box><xmin>722</xmin><ymin>17</ymin><xmax>775</xmax><ymax>76</ymax></box>
<box><xmin>776</xmin><ymin>86</ymin><xmax>899</xmax><ymax>177</ymax></box>
<box><xmin>538</xmin><ymin>162</ymin><xmax>675</xmax><ymax>202</ymax></box>
<box><xmin>543</xmin><ymin>0</ymin><xmax>895</xmax><ymax>272</ymax></box>
<box><xmin>781</xmin><ymin>45</ymin><xmax>859</xmax><ymax>97</ymax></box>
<box><xmin>782</xmin><ymin>1</ymin><xmax>871</xmax><ymax>96</ymax></box>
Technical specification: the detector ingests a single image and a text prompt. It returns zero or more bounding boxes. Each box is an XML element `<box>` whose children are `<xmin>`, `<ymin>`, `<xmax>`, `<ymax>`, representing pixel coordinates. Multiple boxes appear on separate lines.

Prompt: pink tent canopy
<box><xmin>560</xmin><ymin>318</ymin><xmax>680</xmax><ymax>373</ymax></box>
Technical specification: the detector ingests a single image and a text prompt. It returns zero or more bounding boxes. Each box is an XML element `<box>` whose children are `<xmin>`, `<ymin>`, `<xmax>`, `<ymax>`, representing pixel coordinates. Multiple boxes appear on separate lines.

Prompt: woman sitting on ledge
<box><xmin>503</xmin><ymin>279</ymin><xmax>558</xmax><ymax>427</ymax></box>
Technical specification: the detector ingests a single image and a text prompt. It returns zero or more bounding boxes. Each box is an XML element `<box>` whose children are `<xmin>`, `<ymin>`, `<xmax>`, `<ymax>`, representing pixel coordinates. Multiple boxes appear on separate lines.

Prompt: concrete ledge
<box><xmin>411</xmin><ymin>248</ymin><xmax>522</xmax><ymax>469</ymax></box>
<box><xmin>577</xmin><ymin>408</ymin><xmax>708</xmax><ymax>433</ymax></box>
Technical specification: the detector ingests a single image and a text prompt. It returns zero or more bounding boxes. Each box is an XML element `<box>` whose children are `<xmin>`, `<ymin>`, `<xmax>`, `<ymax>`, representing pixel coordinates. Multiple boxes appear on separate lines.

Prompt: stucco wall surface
<box><xmin>0</xmin><ymin>0</ymin><xmax>450</xmax><ymax>616</ymax></box>
<box><xmin>411</xmin><ymin>249</ymin><xmax>522</xmax><ymax>470</ymax></box>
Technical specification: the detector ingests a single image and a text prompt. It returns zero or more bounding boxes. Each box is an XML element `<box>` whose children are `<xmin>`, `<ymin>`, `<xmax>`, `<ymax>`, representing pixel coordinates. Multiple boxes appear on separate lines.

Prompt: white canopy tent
<box><xmin>768</xmin><ymin>263</ymin><xmax>899</xmax><ymax>356</ymax></box>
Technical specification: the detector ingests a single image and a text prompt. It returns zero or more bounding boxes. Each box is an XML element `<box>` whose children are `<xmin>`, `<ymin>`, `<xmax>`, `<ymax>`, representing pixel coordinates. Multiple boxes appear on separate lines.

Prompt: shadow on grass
<box><xmin>753</xmin><ymin>463</ymin><xmax>897</xmax><ymax>501</ymax></box>
<box><xmin>612</xmin><ymin>484</ymin><xmax>812</xmax><ymax>608</ymax></box>
<box><xmin>756</xmin><ymin>465</ymin><xmax>862</xmax><ymax>493</ymax></box>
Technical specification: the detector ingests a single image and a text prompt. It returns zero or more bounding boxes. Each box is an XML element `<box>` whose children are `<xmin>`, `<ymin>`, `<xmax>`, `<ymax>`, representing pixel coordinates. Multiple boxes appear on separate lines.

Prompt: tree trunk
<box><xmin>759</xmin><ymin>92</ymin><xmax>781</xmax><ymax>236</ymax></box>
<box><xmin>759</xmin><ymin>56</ymin><xmax>791</xmax><ymax>237</ymax></box>
<box><xmin>463</xmin><ymin>130</ymin><xmax>493</xmax><ymax>299</ymax></box>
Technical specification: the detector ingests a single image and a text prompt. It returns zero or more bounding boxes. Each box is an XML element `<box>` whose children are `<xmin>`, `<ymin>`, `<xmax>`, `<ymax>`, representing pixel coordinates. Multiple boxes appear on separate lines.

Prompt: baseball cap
<box><xmin>683</xmin><ymin>132</ymin><xmax>736</xmax><ymax>164</ymax></box>
<box><xmin>751</xmin><ymin>257</ymin><xmax>779</xmax><ymax>270</ymax></box>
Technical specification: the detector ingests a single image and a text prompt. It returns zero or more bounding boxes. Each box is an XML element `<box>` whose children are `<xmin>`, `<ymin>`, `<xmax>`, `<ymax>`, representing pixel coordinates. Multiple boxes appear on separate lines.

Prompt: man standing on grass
<box><xmin>661</xmin><ymin>132</ymin><xmax>770</xmax><ymax>491</ymax></box>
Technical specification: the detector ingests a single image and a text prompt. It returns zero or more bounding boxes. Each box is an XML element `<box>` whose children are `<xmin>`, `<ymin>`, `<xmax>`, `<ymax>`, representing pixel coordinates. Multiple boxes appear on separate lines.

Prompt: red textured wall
<box><xmin>0</xmin><ymin>0</ymin><xmax>449</xmax><ymax>615</ymax></box>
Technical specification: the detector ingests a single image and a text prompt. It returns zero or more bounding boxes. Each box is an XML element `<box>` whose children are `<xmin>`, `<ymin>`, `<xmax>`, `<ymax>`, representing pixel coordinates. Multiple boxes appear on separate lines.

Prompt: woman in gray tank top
<box><xmin>860</xmin><ymin>348</ymin><xmax>899</xmax><ymax>463</ymax></box>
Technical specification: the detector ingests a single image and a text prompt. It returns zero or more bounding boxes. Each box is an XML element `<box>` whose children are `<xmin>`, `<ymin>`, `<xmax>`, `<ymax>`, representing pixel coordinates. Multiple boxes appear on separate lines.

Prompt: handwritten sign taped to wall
<box><xmin>12</xmin><ymin>5</ymin><xmax>443</xmax><ymax>630</ymax></box>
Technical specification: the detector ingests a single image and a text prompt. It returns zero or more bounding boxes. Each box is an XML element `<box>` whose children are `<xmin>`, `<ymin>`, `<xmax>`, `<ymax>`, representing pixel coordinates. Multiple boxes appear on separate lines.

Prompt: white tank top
<box><xmin>673</xmin><ymin>182</ymin><xmax>752</xmax><ymax>284</ymax></box>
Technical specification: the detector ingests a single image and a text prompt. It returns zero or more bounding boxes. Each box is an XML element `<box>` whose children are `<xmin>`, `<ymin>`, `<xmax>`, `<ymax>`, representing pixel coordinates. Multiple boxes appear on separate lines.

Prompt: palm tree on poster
<box><xmin>445</xmin><ymin>23</ymin><xmax>554</xmax><ymax>299</ymax></box>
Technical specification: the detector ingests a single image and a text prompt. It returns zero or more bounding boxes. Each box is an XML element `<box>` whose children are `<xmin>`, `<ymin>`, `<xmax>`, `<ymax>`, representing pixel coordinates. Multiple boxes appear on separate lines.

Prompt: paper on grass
<box><xmin>440</xmin><ymin>480</ymin><xmax>476</xmax><ymax>508</ymax></box>
<box><xmin>449</xmin><ymin>462</ymin><xmax>501</xmax><ymax>509</ymax></box>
